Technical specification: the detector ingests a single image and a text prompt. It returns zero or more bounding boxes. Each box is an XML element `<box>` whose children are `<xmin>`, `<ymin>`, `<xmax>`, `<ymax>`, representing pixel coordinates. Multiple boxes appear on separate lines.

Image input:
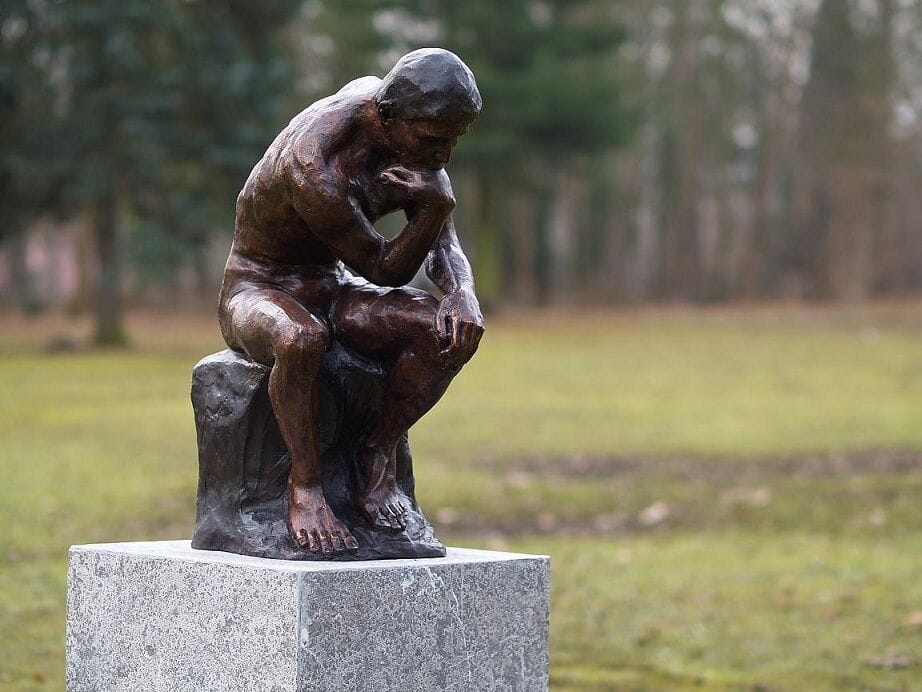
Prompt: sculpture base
<box><xmin>66</xmin><ymin>541</ymin><xmax>550</xmax><ymax>691</ymax></box>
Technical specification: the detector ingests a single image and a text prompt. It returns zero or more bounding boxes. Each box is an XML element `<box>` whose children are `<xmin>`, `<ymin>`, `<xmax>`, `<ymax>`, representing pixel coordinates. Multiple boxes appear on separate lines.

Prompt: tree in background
<box><xmin>611</xmin><ymin>0</ymin><xmax>910</xmax><ymax>303</ymax></box>
<box><xmin>299</xmin><ymin>0</ymin><xmax>634</xmax><ymax>306</ymax></box>
<box><xmin>0</xmin><ymin>0</ymin><xmax>66</xmax><ymax>310</ymax></box>
<box><xmin>4</xmin><ymin>0</ymin><xmax>922</xmax><ymax>313</ymax></box>
<box><xmin>797</xmin><ymin>0</ymin><xmax>894</xmax><ymax>300</ymax></box>
<box><xmin>19</xmin><ymin>0</ymin><xmax>298</xmax><ymax>343</ymax></box>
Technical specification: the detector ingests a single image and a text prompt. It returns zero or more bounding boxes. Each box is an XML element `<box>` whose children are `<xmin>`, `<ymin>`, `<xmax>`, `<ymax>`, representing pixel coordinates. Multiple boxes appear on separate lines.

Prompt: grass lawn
<box><xmin>1</xmin><ymin>303</ymin><xmax>920</xmax><ymax>690</ymax></box>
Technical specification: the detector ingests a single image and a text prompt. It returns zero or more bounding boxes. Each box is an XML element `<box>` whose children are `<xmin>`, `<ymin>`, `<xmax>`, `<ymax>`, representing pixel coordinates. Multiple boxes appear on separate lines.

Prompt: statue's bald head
<box><xmin>376</xmin><ymin>49</ymin><xmax>482</xmax><ymax>123</ymax></box>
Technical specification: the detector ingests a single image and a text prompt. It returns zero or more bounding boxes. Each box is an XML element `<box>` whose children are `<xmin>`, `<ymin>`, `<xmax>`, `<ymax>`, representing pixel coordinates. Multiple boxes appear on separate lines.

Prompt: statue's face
<box><xmin>385</xmin><ymin>116</ymin><xmax>472</xmax><ymax>170</ymax></box>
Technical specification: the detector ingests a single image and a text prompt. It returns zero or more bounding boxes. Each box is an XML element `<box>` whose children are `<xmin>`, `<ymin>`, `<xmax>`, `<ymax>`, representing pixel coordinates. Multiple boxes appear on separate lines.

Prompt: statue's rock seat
<box><xmin>190</xmin><ymin>344</ymin><xmax>444</xmax><ymax>560</ymax></box>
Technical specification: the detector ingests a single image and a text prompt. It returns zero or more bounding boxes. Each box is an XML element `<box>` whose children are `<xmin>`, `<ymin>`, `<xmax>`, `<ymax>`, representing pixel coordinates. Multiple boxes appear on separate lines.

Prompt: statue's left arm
<box><xmin>425</xmin><ymin>215</ymin><xmax>484</xmax><ymax>362</ymax></box>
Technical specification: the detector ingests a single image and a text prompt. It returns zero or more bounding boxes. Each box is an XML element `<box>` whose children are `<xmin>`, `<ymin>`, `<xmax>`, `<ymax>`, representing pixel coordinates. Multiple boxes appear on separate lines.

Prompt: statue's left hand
<box><xmin>436</xmin><ymin>289</ymin><xmax>484</xmax><ymax>364</ymax></box>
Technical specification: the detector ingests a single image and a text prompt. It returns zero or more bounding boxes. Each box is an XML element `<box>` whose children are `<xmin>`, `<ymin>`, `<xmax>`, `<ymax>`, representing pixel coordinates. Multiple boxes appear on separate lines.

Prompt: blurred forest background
<box><xmin>3</xmin><ymin>0</ymin><xmax>922</xmax><ymax>342</ymax></box>
<box><xmin>3</xmin><ymin>2</ymin><xmax>922</xmax><ymax>689</ymax></box>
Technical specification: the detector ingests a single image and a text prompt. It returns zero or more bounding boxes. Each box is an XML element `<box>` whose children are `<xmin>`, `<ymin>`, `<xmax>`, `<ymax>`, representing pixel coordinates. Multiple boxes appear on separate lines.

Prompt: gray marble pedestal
<box><xmin>66</xmin><ymin>541</ymin><xmax>549</xmax><ymax>691</ymax></box>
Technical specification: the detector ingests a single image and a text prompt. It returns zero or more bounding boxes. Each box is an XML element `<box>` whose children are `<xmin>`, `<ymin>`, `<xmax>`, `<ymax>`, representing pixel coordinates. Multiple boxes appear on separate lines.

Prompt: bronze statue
<box><xmin>191</xmin><ymin>49</ymin><xmax>483</xmax><ymax>560</ymax></box>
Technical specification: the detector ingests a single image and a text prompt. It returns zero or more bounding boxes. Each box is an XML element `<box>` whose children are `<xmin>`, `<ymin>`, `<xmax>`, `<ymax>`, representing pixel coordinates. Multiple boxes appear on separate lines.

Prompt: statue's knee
<box><xmin>275</xmin><ymin>321</ymin><xmax>330</xmax><ymax>363</ymax></box>
<box><xmin>412</xmin><ymin>305</ymin><xmax>442</xmax><ymax>355</ymax></box>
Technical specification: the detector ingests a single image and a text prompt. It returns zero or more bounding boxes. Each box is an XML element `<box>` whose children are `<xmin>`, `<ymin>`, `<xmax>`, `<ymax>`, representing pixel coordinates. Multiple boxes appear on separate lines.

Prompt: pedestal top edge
<box><xmin>69</xmin><ymin>540</ymin><xmax>549</xmax><ymax>572</ymax></box>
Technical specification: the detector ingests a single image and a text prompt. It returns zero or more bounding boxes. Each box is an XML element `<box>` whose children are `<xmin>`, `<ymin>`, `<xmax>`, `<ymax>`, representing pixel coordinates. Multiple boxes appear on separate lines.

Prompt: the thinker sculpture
<box><xmin>190</xmin><ymin>49</ymin><xmax>483</xmax><ymax>560</ymax></box>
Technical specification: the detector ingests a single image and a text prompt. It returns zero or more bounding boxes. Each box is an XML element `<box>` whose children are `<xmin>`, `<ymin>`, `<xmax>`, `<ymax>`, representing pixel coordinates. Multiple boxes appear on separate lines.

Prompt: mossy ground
<box><xmin>1</xmin><ymin>304</ymin><xmax>920</xmax><ymax>690</ymax></box>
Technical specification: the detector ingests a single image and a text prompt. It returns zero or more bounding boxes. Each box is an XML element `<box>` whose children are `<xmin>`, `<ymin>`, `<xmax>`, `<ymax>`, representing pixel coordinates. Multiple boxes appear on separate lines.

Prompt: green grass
<box><xmin>425</xmin><ymin>306</ymin><xmax>922</xmax><ymax>460</ymax></box>
<box><xmin>518</xmin><ymin>532</ymin><xmax>922</xmax><ymax>691</ymax></box>
<box><xmin>1</xmin><ymin>304</ymin><xmax>921</xmax><ymax>690</ymax></box>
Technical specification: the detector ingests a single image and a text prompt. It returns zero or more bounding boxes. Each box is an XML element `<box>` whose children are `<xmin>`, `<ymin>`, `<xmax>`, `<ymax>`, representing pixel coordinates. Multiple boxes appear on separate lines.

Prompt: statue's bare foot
<box><xmin>358</xmin><ymin>447</ymin><xmax>409</xmax><ymax>532</ymax></box>
<box><xmin>287</xmin><ymin>483</ymin><xmax>359</xmax><ymax>557</ymax></box>
<box><xmin>361</xmin><ymin>485</ymin><xmax>409</xmax><ymax>533</ymax></box>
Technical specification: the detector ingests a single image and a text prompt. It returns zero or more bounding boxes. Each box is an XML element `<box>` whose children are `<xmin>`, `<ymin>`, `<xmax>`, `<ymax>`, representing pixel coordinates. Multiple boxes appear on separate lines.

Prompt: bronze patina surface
<box><xmin>192</xmin><ymin>49</ymin><xmax>483</xmax><ymax>560</ymax></box>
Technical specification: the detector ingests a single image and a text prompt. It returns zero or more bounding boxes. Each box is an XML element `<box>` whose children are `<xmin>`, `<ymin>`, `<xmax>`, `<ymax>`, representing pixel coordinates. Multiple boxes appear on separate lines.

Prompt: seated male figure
<box><xmin>218</xmin><ymin>49</ymin><xmax>484</xmax><ymax>557</ymax></box>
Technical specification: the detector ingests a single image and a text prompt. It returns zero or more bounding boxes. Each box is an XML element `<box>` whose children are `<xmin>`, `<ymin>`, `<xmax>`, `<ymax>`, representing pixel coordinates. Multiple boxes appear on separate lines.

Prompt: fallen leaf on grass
<box><xmin>503</xmin><ymin>470</ymin><xmax>533</xmax><ymax>488</ymax></box>
<box><xmin>484</xmin><ymin>533</ymin><xmax>508</xmax><ymax>551</ymax></box>
<box><xmin>634</xmin><ymin>621</ymin><xmax>664</xmax><ymax>647</ymax></box>
<box><xmin>868</xmin><ymin>508</ymin><xmax>888</xmax><ymax>527</ymax></box>
<box><xmin>905</xmin><ymin>610</ymin><xmax>922</xmax><ymax>628</ymax></box>
<box><xmin>721</xmin><ymin>486</ymin><xmax>771</xmax><ymax>507</ymax></box>
<box><xmin>639</xmin><ymin>501</ymin><xmax>670</xmax><ymax>527</ymax></box>
<box><xmin>865</xmin><ymin>650</ymin><xmax>913</xmax><ymax>669</ymax></box>
<box><xmin>537</xmin><ymin>512</ymin><xmax>558</xmax><ymax>531</ymax></box>
<box><xmin>435</xmin><ymin>507</ymin><xmax>459</xmax><ymax>525</ymax></box>
<box><xmin>592</xmin><ymin>512</ymin><xmax>628</xmax><ymax>532</ymax></box>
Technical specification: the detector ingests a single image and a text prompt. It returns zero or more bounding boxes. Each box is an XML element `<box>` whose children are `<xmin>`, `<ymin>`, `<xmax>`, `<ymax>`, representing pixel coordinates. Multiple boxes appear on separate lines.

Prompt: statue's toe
<box><xmin>330</xmin><ymin>533</ymin><xmax>347</xmax><ymax>553</ymax></box>
<box><xmin>388</xmin><ymin>504</ymin><xmax>408</xmax><ymax>529</ymax></box>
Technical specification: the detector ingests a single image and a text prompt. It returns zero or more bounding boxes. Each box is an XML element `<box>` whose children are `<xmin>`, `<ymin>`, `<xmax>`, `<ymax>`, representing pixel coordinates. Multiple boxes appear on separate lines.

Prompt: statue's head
<box><xmin>376</xmin><ymin>48</ymin><xmax>482</xmax><ymax>170</ymax></box>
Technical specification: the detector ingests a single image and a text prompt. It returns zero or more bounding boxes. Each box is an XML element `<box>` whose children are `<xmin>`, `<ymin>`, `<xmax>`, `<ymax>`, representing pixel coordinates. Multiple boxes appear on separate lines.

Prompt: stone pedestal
<box><xmin>66</xmin><ymin>541</ymin><xmax>550</xmax><ymax>691</ymax></box>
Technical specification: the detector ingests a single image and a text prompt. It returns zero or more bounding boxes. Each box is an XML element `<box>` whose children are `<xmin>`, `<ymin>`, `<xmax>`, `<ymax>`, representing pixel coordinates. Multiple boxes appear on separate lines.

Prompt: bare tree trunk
<box><xmin>471</xmin><ymin>175</ymin><xmax>501</xmax><ymax>311</ymax></box>
<box><xmin>7</xmin><ymin>231</ymin><xmax>31</xmax><ymax>311</ymax></box>
<box><xmin>547</xmin><ymin>169</ymin><xmax>579</xmax><ymax>303</ymax></box>
<box><xmin>595</xmin><ymin>154</ymin><xmax>628</xmax><ymax>302</ymax></box>
<box><xmin>868</xmin><ymin>0</ymin><xmax>895</xmax><ymax>297</ymax></box>
<box><xmin>64</xmin><ymin>219</ymin><xmax>92</xmax><ymax>314</ymax></box>
<box><xmin>825</xmin><ymin>166</ymin><xmax>882</xmax><ymax>301</ymax></box>
<box><xmin>662</xmin><ymin>0</ymin><xmax>701</xmax><ymax>300</ymax></box>
<box><xmin>508</xmin><ymin>190</ymin><xmax>537</xmax><ymax>303</ymax></box>
<box><xmin>92</xmin><ymin>195</ymin><xmax>126</xmax><ymax>345</ymax></box>
<box><xmin>626</xmin><ymin>125</ymin><xmax>661</xmax><ymax>302</ymax></box>
<box><xmin>798</xmin><ymin>0</ymin><xmax>895</xmax><ymax>301</ymax></box>
<box><xmin>743</xmin><ymin>89</ymin><xmax>777</xmax><ymax>300</ymax></box>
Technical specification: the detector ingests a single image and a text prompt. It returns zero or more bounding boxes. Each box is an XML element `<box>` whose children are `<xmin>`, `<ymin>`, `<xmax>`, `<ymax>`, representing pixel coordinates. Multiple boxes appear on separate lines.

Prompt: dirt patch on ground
<box><xmin>446</xmin><ymin>449</ymin><xmax>922</xmax><ymax>537</ymax></box>
<box><xmin>485</xmin><ymin>449</ymin><xmax>922</xmax><ymax>483</ymax></box>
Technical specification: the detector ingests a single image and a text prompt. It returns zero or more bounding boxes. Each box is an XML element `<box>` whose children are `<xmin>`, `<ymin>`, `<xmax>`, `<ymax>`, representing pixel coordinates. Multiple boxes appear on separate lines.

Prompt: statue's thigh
<box><xmin>332</xmin><ymin>283</ymin><xmax>438</xmax><ymax>355</ymax></box>
<box><xmin>225</xmin><ymin>288</ymin><xmax>330</xmax><ymax>366</ymax></box>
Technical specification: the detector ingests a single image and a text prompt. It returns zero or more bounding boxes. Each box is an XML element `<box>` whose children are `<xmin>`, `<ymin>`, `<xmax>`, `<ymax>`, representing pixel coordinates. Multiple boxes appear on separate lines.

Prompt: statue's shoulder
<box><xmin>330</xmin><ymin>75</ymin><xmax>382</xmax><ymax>104</ymax></box>
<box><xmin>277</xmin><ymin>76</ymin><xmax>381</xmax><ymax>182</ymax></box>
<box><xmin>288</xmin><ymin>76</ymin><xmax>380</xmax><ymax>150</ymax></box>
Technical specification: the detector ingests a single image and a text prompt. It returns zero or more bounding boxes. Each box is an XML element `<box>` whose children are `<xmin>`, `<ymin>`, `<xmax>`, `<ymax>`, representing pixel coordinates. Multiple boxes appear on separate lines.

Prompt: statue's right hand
<box><xmin>377</xmin><ymin>165</ymin><xmax>455</xmax><ymax>211</ymax></box>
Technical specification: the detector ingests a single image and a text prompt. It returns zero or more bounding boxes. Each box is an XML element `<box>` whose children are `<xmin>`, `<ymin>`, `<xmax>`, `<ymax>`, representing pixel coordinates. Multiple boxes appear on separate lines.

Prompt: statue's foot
<box><xmin>357</xmin><ymin>445</ymin><xmax>409</xmax><ymax>532</ymax></box>
<box><xmin>361</xmin><ymin>485</ymin><xmax>409</xmax><ymax>533</ymax></box>
<box><xmin>287</xmin><ymin>483</ymin><xmax>359</xmax><ymax>557</ymax></box>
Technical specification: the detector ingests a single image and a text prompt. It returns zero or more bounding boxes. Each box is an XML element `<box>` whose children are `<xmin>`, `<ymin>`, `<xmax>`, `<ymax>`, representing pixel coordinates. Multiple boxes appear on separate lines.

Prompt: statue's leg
<box><xmin>223</xmin><ymin>288</ymin><xmax>359</xmax><ymax>556</ymax></box>
<box><xmin>332</xmin><ymin>284</ymin><xmax>474</xmax><ymax>532</ymax></box>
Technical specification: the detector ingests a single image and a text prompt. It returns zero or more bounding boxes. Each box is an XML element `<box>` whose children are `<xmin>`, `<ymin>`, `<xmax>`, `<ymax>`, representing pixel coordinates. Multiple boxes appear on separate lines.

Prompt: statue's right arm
<box><xmin>284</xmin><ymin>155</ymin><xmax>452</xmax><ymax>287</ymax></box>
